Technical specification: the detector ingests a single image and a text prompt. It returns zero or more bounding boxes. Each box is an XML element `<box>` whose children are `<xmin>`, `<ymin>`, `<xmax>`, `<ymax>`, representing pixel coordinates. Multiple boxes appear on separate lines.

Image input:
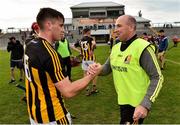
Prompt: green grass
<box><xmin>0</xmin><ymin>43</ymin><xmax>180</xmax><ymax>124</ymax></box>
<box><xmin>0</xmin><ymin>50</ymin><xmax>29</xmax><ymax>123</ymax></box>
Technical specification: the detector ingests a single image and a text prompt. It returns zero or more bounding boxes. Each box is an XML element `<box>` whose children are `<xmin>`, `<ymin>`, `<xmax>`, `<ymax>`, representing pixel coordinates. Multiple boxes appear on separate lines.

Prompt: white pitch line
<box><xmin>166</xmin><ymin>59</ymin><xmax>180</xmax><ymax>65</ymax></box>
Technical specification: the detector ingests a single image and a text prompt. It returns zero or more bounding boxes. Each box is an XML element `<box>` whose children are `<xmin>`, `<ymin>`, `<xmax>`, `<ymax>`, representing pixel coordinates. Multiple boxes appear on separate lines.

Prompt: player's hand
<box><xmin>87</xmin><ymin>63</ymin><xmax>102</xmax><ymax>76</ymax></box>
<box><xmin>133</xmin><ymin>105</ymin><xmax>148</xmax><ymax>121</ymax></box>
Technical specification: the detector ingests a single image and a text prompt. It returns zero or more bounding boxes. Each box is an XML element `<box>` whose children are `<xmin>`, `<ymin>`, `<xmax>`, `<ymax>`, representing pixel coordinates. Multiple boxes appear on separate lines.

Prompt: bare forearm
<box><xmin>70</xmin><ymin>45</ymin><xmax>81</xmax><ymax>53</ymax></box>
<box><xmin>55</xmin><ymin>75</ymin><xmax>93</xmax><ymax>98</ymax></box>
<box><xmin>70</xmin><ymin>75</ymin><xmax>93</xmax><ymax>95</ymax></box>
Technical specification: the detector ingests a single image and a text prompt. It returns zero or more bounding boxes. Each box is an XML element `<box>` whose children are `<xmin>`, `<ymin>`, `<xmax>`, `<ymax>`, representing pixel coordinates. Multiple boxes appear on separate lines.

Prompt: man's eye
<box><xmin>59</xmin><ymin>24</ymin><xmax>64</xmax><ymax>27</ymax></box>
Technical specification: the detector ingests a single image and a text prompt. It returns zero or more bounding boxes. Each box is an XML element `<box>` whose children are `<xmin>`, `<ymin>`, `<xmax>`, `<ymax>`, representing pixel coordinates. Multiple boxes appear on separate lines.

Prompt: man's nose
<box><xmin>114</xmin><ymin>29</ymin><xmax>118</xmax><ymax>34</ymax></box>
<box><xmin>62</xmin><ymin>27</ymin><xmax>65</xmax><ymax>32</ymax></box>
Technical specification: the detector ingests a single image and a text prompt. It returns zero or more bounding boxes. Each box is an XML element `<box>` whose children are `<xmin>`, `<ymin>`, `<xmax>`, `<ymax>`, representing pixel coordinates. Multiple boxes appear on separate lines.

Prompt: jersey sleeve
<box><xmin>140</xmin><ymin>46</ymin><xmax>163</xmax><ymax>109</ymax></box>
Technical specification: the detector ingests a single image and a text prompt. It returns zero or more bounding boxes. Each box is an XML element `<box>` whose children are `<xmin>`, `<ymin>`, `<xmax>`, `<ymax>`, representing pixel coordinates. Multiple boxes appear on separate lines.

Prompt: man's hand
<box><xmin>133</xmin><ymin>105</ymin><xmax>148</xmax><ymax>121</ymax></box>
<box><xmin>87</xmin><ymin>63</ymin><xmax>102</xmax><ymax>77</ymax></box>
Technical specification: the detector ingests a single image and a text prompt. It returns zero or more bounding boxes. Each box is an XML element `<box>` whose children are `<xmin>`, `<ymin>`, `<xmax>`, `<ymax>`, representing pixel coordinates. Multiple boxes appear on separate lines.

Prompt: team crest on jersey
<box><xmin>80</xmin><ymin>41</ymin><xmax>88</xmax><ymax>51</ymax></box>
<box><xmin>124</xmin><ymin>55</ymin><xmax>132</xmax><ymax>64</ymax></box>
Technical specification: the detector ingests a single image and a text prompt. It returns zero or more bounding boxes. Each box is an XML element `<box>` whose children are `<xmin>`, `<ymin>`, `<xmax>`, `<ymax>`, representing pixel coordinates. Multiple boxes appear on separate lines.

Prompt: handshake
<box><xmin>87</xmin><ymin>63</ymin><xmax>103</xmax><ymax>77</ymax></box>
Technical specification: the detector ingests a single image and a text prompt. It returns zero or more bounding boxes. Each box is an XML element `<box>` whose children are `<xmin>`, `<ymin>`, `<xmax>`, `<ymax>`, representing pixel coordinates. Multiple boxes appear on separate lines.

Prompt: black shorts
<box><xmin>10</xmin><ymin>60</ymin><xmax>23</xmax><ymax>69</ymax></box>
<box><xmin>158</xmin><ymin>49</ymin><xmax>163</xmax><ymax>53</ymax></box>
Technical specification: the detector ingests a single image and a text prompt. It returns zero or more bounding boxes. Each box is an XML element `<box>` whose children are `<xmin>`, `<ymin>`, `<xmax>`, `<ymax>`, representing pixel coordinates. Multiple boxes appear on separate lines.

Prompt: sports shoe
<box><xmin>86</xmin><ymin>89</ymin><xmax>92</xmax><ymax>96</ymax></box>
<box><xmin>91</xmin><ymin>85</ymin><xmax>99</xmax><ymax>94</ymax></box>
<box><xmin>21</xmin><ymin>96</ymin><xmax>27</xmax><ymax>103</ymax></box>
<box><xmin>9</xmin><ymin>79</ymin><xmax>15</xmax><ymax>83</ymax></box>
<box><xmin>90</xmin><ymin>89</ymin><xmax>99</xmax><ymax>94</ymax></box>
<box><xmin>71</xmin><ymin>114</ymin><xmax>76</xmax><ymax>119</ymax></box>
<box><xmin>15</xmin><ymin>84</ymin><xmax>26</xmax><ymax>91</ymax></box>
<box><xmin>19</xmin><ymin>78</ymin><xmax>23</xmax><ymax>82</ymax></box>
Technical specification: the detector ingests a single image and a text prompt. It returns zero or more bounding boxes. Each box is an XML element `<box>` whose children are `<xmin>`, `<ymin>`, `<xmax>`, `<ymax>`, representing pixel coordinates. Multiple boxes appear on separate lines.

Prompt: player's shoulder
<box><xmin>26</xmin><ymin>37</ymin><xmax>47</xmax><ymax>53</ymax></box>
<box><xmin>32</xmin><ymin>37</ymin><xmax>49</xmax><ymax>46</ymax></box>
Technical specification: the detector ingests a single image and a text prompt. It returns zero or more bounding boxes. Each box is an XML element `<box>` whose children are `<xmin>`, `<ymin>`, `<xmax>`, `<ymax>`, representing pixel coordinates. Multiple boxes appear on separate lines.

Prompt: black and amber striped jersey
<box><xmin>75</xmin><ymin>36</ymin><xmax>95</xmax><ymax>61</ymax></box>
<box><xmin>24</xmin><ymin>37</ymin><xmax>68</xmax><ymax>123</ymax></box>
<box><xmin>25</xmin><ymin>33</ymin><xmax>39</xmax><ymax>45</ymax></box>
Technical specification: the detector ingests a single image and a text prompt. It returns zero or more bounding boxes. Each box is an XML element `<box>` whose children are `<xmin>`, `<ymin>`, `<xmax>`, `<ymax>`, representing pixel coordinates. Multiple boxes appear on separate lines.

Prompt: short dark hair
<box><xmin>9</xmin><ymin>36</ymin><xmax>16</xmax><ymax>40</ymax></box>
<box><xmin>143</xmin><ymin>32</ymin><xmax>147</xmax><ymax>35</ymax></box>
<box><xmin>36</xmin><ymin>7</ymin><xmax>64</xmax><ymax>29</ymax></box>
<box><xmin>159</xmin><ymin>29</ymin><xmax>164</xmax><ymax>33</ymax></box>
<box><xmin>82</xmin><ymin>28</ymin><xmax>90</xmax><ymax>34</ymax></box>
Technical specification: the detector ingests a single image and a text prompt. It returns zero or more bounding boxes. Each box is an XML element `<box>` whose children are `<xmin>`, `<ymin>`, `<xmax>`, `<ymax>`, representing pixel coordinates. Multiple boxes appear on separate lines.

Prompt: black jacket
<box><xmin>7</xmin><ymin>40</ymin><xmax>24</xmax><ymax>60</ymax></box>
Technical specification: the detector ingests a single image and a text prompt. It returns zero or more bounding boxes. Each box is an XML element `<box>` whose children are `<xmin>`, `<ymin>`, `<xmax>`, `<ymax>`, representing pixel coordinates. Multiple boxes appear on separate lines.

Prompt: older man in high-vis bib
<box><xmin>88</xmin><ymin>15</ymin><xmax>164</xmax><ymax>124</ymax></box>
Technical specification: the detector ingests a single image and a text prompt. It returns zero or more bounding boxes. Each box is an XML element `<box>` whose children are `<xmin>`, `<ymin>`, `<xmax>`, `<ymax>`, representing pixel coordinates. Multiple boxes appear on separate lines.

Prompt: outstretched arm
<box><xmin>55</xmin><ymin>74</ymin><xmax>96</xmax><ymax>98</ymax></box>
<box><xmin>70</xmin><ymin>44</ymin><xmax>81</xmax><ymax>53</ymax></box>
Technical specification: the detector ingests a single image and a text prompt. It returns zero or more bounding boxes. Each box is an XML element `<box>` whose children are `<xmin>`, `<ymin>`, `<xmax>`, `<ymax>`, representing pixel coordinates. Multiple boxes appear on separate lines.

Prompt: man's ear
<box><xmin>45</xmin><ymin>20</ymin><xmax>52</xmax><ymax>31</ymax></box>
<box><xmin>129</xmin><ymin>25</ymin><xmax>135</xmax><ymax>32</ymax></box>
